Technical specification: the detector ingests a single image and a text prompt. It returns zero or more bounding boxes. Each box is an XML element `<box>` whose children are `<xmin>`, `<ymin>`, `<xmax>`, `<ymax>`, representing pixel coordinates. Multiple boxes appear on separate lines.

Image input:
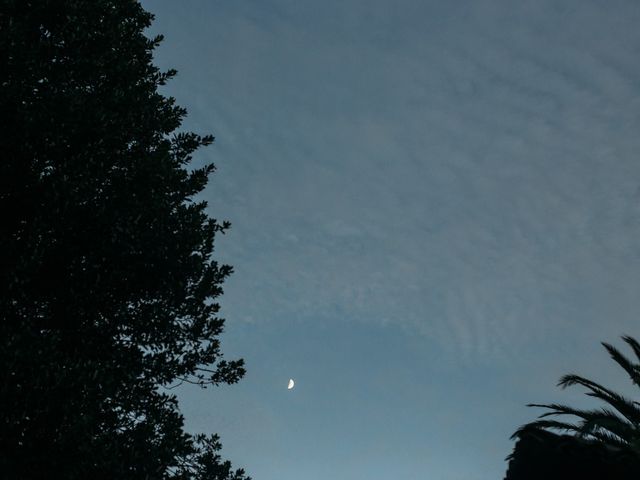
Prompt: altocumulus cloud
<box><xmin>151</xmin><ymin>0</ymin><xmax>640</xmax><ymax>361</ymax></box>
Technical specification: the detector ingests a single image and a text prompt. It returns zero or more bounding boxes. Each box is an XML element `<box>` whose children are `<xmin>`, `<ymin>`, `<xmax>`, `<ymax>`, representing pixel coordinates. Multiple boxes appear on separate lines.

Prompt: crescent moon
<box><xmin>287</xmin><ymin>378</ymin><xmax>295</xmax><ymax>390</ymax></box>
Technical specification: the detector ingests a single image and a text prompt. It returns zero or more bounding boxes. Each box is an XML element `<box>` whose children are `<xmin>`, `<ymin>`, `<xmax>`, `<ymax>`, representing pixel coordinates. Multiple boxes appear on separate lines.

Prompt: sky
<box><xmin>142</xmin><ymin>1</ymin><xmax>640</xmax><ymax>479</ymax></box>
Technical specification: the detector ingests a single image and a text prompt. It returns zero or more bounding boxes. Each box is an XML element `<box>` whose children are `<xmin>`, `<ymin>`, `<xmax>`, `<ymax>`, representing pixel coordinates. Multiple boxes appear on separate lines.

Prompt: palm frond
<box><xmin>577</xmin><ymin>410</ymin><xmax>635</xmax><ymax>441</ymax></box>
<box><xmin>527</xmin><ymin>403</ymin><xmax>634</xmax><ymax>442</ymax></box>
<box><xmin>582</xmin><ymin>429</ymin><xmax>631</xmax><ymax>449</ymax></box>
<box><xmin>511</xmin><ymin>419</ymin><xmax>582</xmax><ymax>440</ymax></box>
<box><xmin>515</xmin><ymin>336</ymin><xmax>640</xmax><ymax>455</ymax></box>
<box><xmin>583</xmin><ymin>391</ymin><xmax>640</xmax><ymax>425</ymax></box>
<box><xmin>559</xmin><ymin>373</ymin><xmax>615</xmax><ymax>394</ymax></box>
<box><xmin>558</xmin><ymin>374</ymin><xmax>640</xmax><ymax>425</ymax></box>
<box><xmin>602</xmin><ymin>342</ymin><xmax>640</xmax><ymax>387</ymax></box>
<box><xmin>579</xmin><ymin>416</ymin><xmax>628</xmax><ymax>437</ymax></box>
<box><xmin>622</xmin><ymin>335</ymin><xmax>640</xmax><ymax>371</ymax></box>
<box><xmin>514</xmin><ymin>418</ymin><xmax>631</xmax><ymax>450</ymax></box>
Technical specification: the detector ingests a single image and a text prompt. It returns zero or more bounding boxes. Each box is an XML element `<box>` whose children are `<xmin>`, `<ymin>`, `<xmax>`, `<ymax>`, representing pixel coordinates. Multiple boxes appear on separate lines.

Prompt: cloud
<box><xmin>149</xmin><ymin>0</ymin><xmax>640</xmax><ymax>362</ymax></box>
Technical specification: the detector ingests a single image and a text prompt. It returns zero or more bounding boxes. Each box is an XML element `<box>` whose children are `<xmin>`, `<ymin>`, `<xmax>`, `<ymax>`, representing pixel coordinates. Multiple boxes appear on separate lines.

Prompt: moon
<box><xmin>287</xmin><ymin>378</ymin><xmax>295</xmax><ymax>390</ymax></box>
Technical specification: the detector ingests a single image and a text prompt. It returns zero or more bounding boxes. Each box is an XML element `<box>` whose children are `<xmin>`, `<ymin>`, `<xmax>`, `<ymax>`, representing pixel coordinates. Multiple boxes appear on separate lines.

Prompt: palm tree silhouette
<box><xmin>514</xmin><ymin>335</ymin><xmax>640</xmax><ymax>455</ymax></box>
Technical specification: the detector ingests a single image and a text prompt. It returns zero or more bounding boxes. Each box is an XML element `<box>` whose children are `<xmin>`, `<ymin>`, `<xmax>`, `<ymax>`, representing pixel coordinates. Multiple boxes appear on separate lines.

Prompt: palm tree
<box><xmin>513</xmin><ymin>335</ymin><xmax>640</xmax><ymax>455</ymax></box>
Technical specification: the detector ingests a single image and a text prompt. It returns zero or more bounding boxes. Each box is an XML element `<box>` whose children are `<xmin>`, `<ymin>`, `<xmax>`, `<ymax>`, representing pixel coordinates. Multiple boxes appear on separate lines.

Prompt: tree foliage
<box><xmin>513</xmin><ymin>336</ymin><xmax>640</xmax><ymax>457</ymax></box>
<box><xmin>0</xmin><ymin>1</ymin><xmax>247</xmax><ymax>478</ymax></box>
<box><xmin>505</xmin><ymin>428</ymin><xmax>640</xmax><ymax>480</ymax></box>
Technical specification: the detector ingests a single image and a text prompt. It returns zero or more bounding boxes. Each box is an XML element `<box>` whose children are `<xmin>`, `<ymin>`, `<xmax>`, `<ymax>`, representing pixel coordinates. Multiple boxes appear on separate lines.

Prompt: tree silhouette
<box><xmin>507</xmin><ymin>336</ymin><xmax>640</xmax><ymax>478</ymax></box>
<box><xmin>0</xmin><ymin>1</ymin><xmax>247</xmax><ymax>478</ymax></box>
<box><xmin>514</xmin><ymin>336</ymin><xmax>640</xmax><ymax>453</ymax></box>
<box><xmin>505</xmin><ymin>428</ymin><xmax>640</xmax><ymax>480</ymax></box>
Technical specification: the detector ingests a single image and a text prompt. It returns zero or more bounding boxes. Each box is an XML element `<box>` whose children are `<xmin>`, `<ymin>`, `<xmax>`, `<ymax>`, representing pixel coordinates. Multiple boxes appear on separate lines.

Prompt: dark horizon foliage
<box><xmin>505</xmin><ymin>428</ymin><xmax>640</xmax><ymax>480</ymax></box>
<box><xmin>509</xmin><ymin>335</ymin><xmax>640</xmax><ymax>477</ymax></box>
<box><xmin>0</xmin><ymin>1</ymin><xmax>248</xmax><ymax>478</ymax></box>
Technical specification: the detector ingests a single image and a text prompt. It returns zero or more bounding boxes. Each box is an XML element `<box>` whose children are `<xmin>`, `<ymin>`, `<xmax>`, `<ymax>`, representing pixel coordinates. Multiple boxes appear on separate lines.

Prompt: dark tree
<box><xmin>504</xmin><ymin>428</ymin><xmax>640</xmax><ymax>480</ymax></box>
<box><xmin>506</xmin><ymin>336</ymin><xmax>640</xmax><ymax>479</ymax></box>
<box><xmin>513</xmin><ymin>336</ymin><xmax>640</xmax><ymax>454</ymax></box>
<box><xmin>0</xmin><ymin>1</ymin><xmax>247</xmax><ymax>478</ymax></box>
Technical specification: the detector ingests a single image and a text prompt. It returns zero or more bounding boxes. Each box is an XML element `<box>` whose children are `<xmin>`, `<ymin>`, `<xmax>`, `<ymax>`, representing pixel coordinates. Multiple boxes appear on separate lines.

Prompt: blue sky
<box><xmin>143</xmin><ymin>1</ymin><xmax>640</xmax><ymax>479</ymax></box>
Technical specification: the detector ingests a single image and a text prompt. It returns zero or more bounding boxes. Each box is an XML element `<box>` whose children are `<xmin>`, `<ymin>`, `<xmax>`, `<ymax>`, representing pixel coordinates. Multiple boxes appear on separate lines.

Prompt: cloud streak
<box><xmin>151</xmin><ymin>0</ymin><xmax>640</xmax><ymax>362</ymax></box>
